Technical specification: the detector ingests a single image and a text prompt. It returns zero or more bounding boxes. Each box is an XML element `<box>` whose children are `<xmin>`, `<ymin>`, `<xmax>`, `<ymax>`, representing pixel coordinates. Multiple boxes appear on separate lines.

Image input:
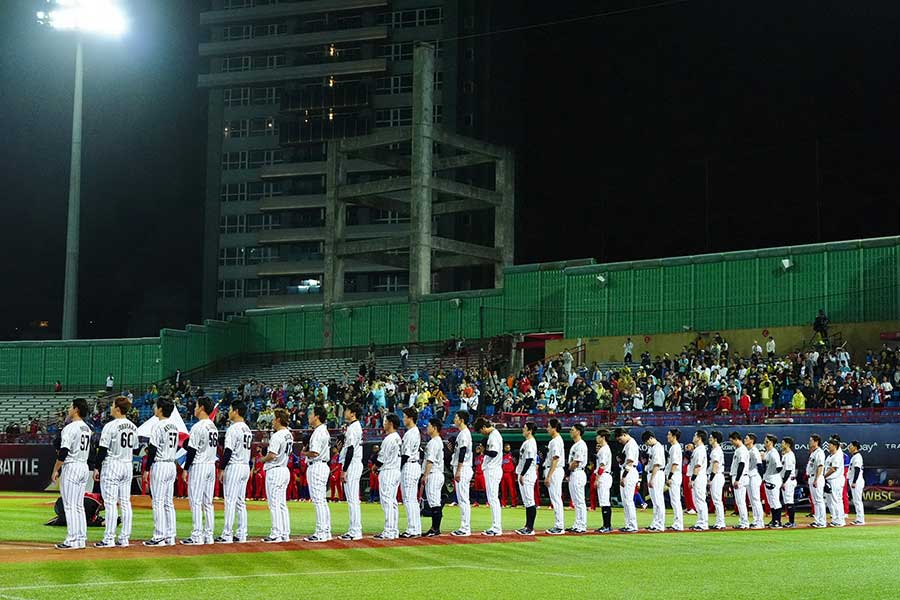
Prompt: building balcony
<box><xmin>259</xmin><ymin>157</ymin><xmax>397</xmax><ymax>179</ymax></box>
<box><xmin>260</xmin><ymin>194</ymin><xmax>327</xmax><ymax>212</ymax></box>
<box><xmin>281</xmin><ymin>117</ymin><xmax>370</xmax><ymax>145</ymax></box>
<box><xmin>257</xmin><ymin>222</ymin><xmax>407</xmax><ymax>244</ymax></box>
<box><xmin>199</xmin><ymin>0</ymin><xmax>389</xmax><ymax>26</ymax></box>
<box><xmin>199</xmin><ymin>25</ymin><xmax>388</xmax><ymax>57</ymax></box>
<box><xmin>198</xmin><ymin>58</ymin><xmax>386</xmax><ymax>88</ymax></box>
<box><xmin>255</xmin><ymin>289</ymin><xmax>405</xmax><ymax>308</ymax></box>
<box><xmin>282</xmin><ymin>83</ymin><xmax>370</xmax><ymax>113</ymax></box>
<box><xmin>257</xmin><ymin>258</ymin><xmax>404</xmax><ymax>277</ymax></box>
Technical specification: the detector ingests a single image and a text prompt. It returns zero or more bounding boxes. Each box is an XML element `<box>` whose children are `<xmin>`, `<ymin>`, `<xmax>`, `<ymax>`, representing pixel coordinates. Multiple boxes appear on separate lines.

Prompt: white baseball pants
<box><xmin>379</xmin><ymin>468</ymin><xmax>401</xmax><ymax>538</ymax></box>
<box><xmin>265</xmin><ymin>466</ymin><xmax>290</xmax><ymax>539</ymax></box>
<box><xmin>810</xmin><ymin>477</ymin><xmax>826</xmax><ymax>526</ymax></box>
<box><xmin>850</xmin><ymin>481</ymin><xmax>865</xmax><ymax>524</ymax></box>
<box><xmin>710</xmin><ymin>473</ymin><xmax>726</xmax><ymax>528</ymax></box>
<box><xmin>648</xmin><ymin>470</ymin><xmax>666</xmax><ymax>530</ymax></box>
<box><xmin>221</xmin><ymin>463</ymin><xmax>250</xmax><ymax>540</ymax></box>
<box><xmin>455</xmin><ymin>465</ymin><xmax>473</xmax><ymax>533</ymax></box>
<box><xmin>568</xmin><ymin>469</ymin><xmax>587</xmax><ymax>530</ymax></box>
<box><xmin>621</xmin><ymin>467</ymin><xmax>639</xmax><ymax>530</ymax></box>
<box><xmin>188</xmin><ymin>463</ymin><xmax>215</xmax><ymax>541</ymax></box>
<box><xmin>733</xmin><ymin>478</ymin><xmax>749</xmax><ymax>527</ymax></box>
<box><xmin>668</xmin><ymin>473</ymin><xmax>683</xmax><ymax>530</ymax></box>
<box><xmin>596</xmin><ymin>472</ymin><xmax>612</xmax><ymax>507</ymax></box>
<box><xmin>150</xmin><ymin>462</ymin><xmax>176</xmax><ymax>540</ymax></box>
<box><xmin>692</xmin><ymin>474</ymin><xmax>708</xmax><ymax>529</ymax></box>
<box><xmin>100</xmin><ymin>461</ymin><xmax>132</xmax><ymax>544</ymax></box>
<box><xmin>425</xmin><ymin>471</ymin><xmax>444</xmax><ymax>508</ymax></box>
<box><xmin>748</xmin><ymin>475</ymin><xmax>764</xmax><ymax>526</ymax></box>
<box><xmin>547</xmin><ymin>468</ymin><xmax>564</xmax><ymax>530</ymax></box>
<box><xmin>401</xmin><ymin>462</ymin><xmax>422</xmax><ymax>535</ymax></box>
<box><xmin>484</xmin><ymin>468</ymin><xmax>503</xmax><ymax>532</ymax></box>
<box><xmin>827</xmin><ymin>480</ymin><xmax>845</xmax><ymax>526</ymax></box>
<box><xmin>60</xmin><ymin>462</ymin><xmax>90</xmax><ymax>546</ymax></box>
<box><xmin>519</xmin><ymin>473</ymin><xmax>537</xmax><ymax>508</ymax></box>
<box><xmin>343</xmin><ymin>462</ymin><xmax>363</xmax><ymax>537</ymax></box>
<box><xmin>764</xmin><ymin>478</ymin><xmax>783</xmax><ymax>511</ymax></box>
<box><xmin>782</xmin><ymin>478</ymin><xmax>796</xmax><ymax>507</ymax></box>
<box><xmin>307</xmin><ymin>462</ymin><xmax>331</xmax><ymax>538</ymax></box>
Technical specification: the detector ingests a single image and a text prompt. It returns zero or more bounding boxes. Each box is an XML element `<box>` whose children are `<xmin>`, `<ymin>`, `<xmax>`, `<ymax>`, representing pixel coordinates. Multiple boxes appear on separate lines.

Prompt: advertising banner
<box><xmin>0</xmin><ymin>445</ymin><xmax>57</xmax><ymax>491</ymax></box>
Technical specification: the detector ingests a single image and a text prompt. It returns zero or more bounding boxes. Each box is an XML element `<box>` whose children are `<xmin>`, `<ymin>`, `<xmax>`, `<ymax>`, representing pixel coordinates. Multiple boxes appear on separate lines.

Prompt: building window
<box><xmin>379</xmin><ymin>7</ymin><xmax>443</xmax><ymax>28</ymax></box>
<box><xmin>220</xmin><ymin>183</ymin><xmax>248</xmax><ymax>202</ymax></box>
<box><xmin>379</xmin><ymin>40</ymin><xmax>442</xmax><ymax>62</ymax></box>
<box><xmin>223</xmin><ymin>0</ymin><xmax>253</xmax><ymax>9</ymax></box>
<box><xmin>245</xmin><ymin>278</ymin><xmax>278</xmax><ymax>297</ymax></box>
<box><xmin>463</xmin><ymin>80</ymin><xmax>475</xmax><ymax>94</ymax></box>
<box><xmin>466</xmin><ymin>48</ymin><xmax>475</xmax><ymax>62</ymax></box>
<box><xmin>247</xmin><ymin>181</ymin><xmax>282</xmax><ymax>200</ymax></box>
<box><xmin>252</xmin><ymin>86</ymin><xmax>281</xmax><ymax>105</ymax></box>
<box><xmin>252</xmin><ymin>23</ymin><xmax>287</xmax><ymax>37</ymax></box>
<box><xmin>252</xmin><ymin>54</ymin><xmax>286</xmax><ymax>70</ymax></box>
<box><xmin>222</xmin><ymin>56</ymin><xmax>251</xmax><ymax>72</ymax></box>
<box><xmin>224</xmin><ymin>119</ymin><xmax>249</xmax><ymax>138</ymax></box>
<box><xmin>375</xmin><ymin>75</ymin><xmax>412</xmax><ymax>95</ymax></box>
<box><xmin>373</xmin><ymin>274</ymin><xmax>408</xmax><ymax>292</ymax></box>
<box><xmin>217</xmin><ymin>279</ymin><xmax>244</xmax><ymax>298</ymax></box>
<box><xmin>219</xmin><ymin>215</ymin><xmax>246</xmax><ymax>233</ymax></box>
<box><xmin>248</xmin><ymin>149</ymin><xmax>284</xmax><ymax>169</ymax></box>
<box><xmin>223</xmin><ymin>25</ymin><xmax>251</xmax><ymax>41</ymax></box>
<box><xmin>216</xmin><ymin>311</ymin><xmax>242</xmax><ymax>321</ymax></box>
<box><xmin>433</xmin><ymin>105</ymin><xmax>443</xmax><ymax>124</ymax></box>
<box><xmin>247</xmin><ymin>213</ymin><xmax>281</xmax><ymax>231</ymax></box>
<box><xmin>375</xmin><ymin>107</ymin><xmax>412</xmax><ymax>128</ymax></box>
<box><xmin>247</xmin><ymin>117</ymin><xmax>279</xmax><ymax>137</ymax></box>
<box><xmin>464</xmin><ymin>113</ymin><xmax>474</xmax><ymax>127</ymax></box>
<box><xmin>434</xmin><ymin>72</ymin><xmax>443</xmax><ymax>91</ymax></box>
<box><xmin>374</xmin><ymin>210</ymin><xmax>409</xmax><ymax>224</ymax></box>
<box><xmin>219</xmin><ymin>247</ymin><xmax>245</xmax><ymax>266</ymax></box>
<box><xmin>221</xmin><ymin>151</ymin><xmax>248</xmax><ymax>170</ymax></box>
<box><xmin>223</xmin><ymin>87</ymin><xmax>250</xmax><ymax>107</ymax></box>
<box><xmin>246</xmin><ymin>246</ymin><xmax>280</xmax><ymax>265</ymax></box>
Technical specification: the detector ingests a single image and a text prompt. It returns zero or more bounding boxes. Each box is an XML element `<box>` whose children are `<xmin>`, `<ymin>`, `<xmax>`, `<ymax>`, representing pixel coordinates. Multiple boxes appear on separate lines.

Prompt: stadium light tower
<box><xmin>36</xmin><ymin>0</ymin><xmax>128</xmax><ymax>340</ymax></box>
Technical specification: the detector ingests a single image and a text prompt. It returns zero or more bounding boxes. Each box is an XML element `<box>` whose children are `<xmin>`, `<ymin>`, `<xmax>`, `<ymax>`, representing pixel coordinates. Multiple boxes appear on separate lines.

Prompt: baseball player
<box><xmin>566</xmin><ymin>424</ymin><xmax>588</xmax><ymax>533</ymax></box>
<box><xmin>847</xmin><ymin>440</ymin><xmax>865</xmax><ymax>525</ymax></box>
<box><xmin>708</xmin><ymin>430</ymin><xmax>726</xmax><ymax>529</ymax></box>
<box><xmin>475</xmin><ymin>417</ymin><xmax>504</xmax><ymax>535</ymax></box>
<box><xmin>450</xmin><ymin>411</ymin><xmax>474</xmax><ymax>537</ymax></box>
<box><xmin>642</xmin><ymin>430</ymin><xmax>666</xmax><ymax>532</ymax></box>
<box><xmin>729</xmin><ymin>431</ymin><xmax>750</xmax><ymax>529</ymax></box>
<box><xmin>824</xmin><ymin>437</ymin><xmax>846</xmax><ymax>527</ymax></box>
<box><xmin>400</xmin><ymin>407</ymin><xmax>422</xmax><ymax>538</ymax></box>
<box><xmin>303</xmin><ymin>406</ymin><xmax>331</xmax><ymax>542</ymax></box>
<box><xmin>51</xmin><ymin>398</ymin><xmax>92</xmax><ymax>550</ymax></box>
<box><xmin>143</xmin><ymin>398</ymin><xmax>180</xmax><ymax>546</ymax></box>
<box><xmin>421</xmin><ymin>417</ymin><xmax>445</xmax><ymax>536</ymax></box>
<box><xmin>216</xmin><ymin>400</ymin><xmax>252</xmax><ymax>543</ymax></box>
<box><xmin>665</xmin><ymin>428</ymin><xmax>684</xmax><ymax>531</ymax></box>
<box><xmin>260</xmin><ymin>408</ymin><xmax>294</xmax><ymax>542</ymax></box>
<box><xmin>374</xmin><ymin>414</ymin><xmax>402</xmax><ymax>540</ymax></box>
<box><xmin>544</xmin><ymin>418</ymin><xmax>566</xmax><ymax>535</ymax></box>
<box><xmin>339</xmin><ymin>403</ymin><xmax>364</xmax><ymax>541</ymax></box>
<box><xmin>780</xmin><ymin>437</ymin><xmax>797</xmax><ymax>528</ymax></box>
<box><xmin>744</xmin><ymin>433</ymin><xmax>765</xmax><ymax>529</ymax></box>
<box><xmin>515</xmin><ymin>422</ymin><xmax>538</xmax><ymax>536</ymax></box>
<box><xmin>501</xmin><ymin>443</ymin><xmax>518</xmax><ymax>507</ymax></box>
<box><xmin>94</xmin><ymin>396</ymin><xmax>137</xmax><ymax>547</ymax></box>
<box><xmin>594</xmin><ymin>428</ymin><xmax>613</xmax><ymax>533</ymax></box>
<box><xmin>806</xmin><ymin>434</ymin><xmax>827</xmax><ymax>528</ymax></box>
<box><xmin>689</xmin><ymin>430</ymin><xmax>708</xmax><ymax>531</ymax></box>
<box><xmin>762</xmin><ymin>434</ymin><xmax>783</xmax><ymax>528</ymax></box>
<box><xmin>616</xmin><ymin>427</ymin><xmax>640</xmax><ymax>532</ymax></box>
<box><xmin>182</xmin><ymin>397</ymin><xmax>218</xmax><ymax>545</ymax></box>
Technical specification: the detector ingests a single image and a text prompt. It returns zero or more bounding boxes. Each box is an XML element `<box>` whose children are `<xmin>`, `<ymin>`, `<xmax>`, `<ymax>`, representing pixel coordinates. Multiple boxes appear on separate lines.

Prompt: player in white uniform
<box><xmin>594</xmin><ymin>429</ymin><xmax>614</xmax><ymax>533</ymax></box>
<box><xmin>476</xmin><ymin>418</ymin><xmax>504</xmax><ymax>535</ymax></box>
<box><xmin>744</xmin><ymin>434</ymin><xmax>765</xmax><ymax>529</ymax></box>
<box><xmin>708</xmin><ymin>431</ymin><xmax>726</xmax><ymax>529</ymax></box>
<box><xmin>400</xmin><ymin>407</ymin><xmax>422</xmax><ymax>538</ymax></box>
<box><xmin>515</xmin><ymin>422</ymin><xmax>538</xmax><ymax>536</ymax></box>
<box><xmin>339</xmin><ymin>403</ymin><xmax>364</xmax><ymax>541</ymax></box>
<box><xmin>729</xmin><ymin>431</ymin><xmax>750</xmax><ymax>529</ymax></box>
<box><xmin>261</xmin><ymin>408</ymin><xmax>294</xmax><ymax>542</ymax></box>
<box><xmin>567</xmin><ymin>424</ymin><xmax>588</xmax><ymax>533</ymax></box>
<box><xmin>665</xmin><ymin>429</ymin><xmax>684</xmax><ymax>531</ymax></box>
<box><xmin>52</xmin><ymin>398</ymin><xmax>92</xmax><ymax>550</ymax></box>
<box><xmin>642</xmin><ymin>430</ymin><xmax>666</xmax><ymax>532</ymax></box>
<box><xmin>374</xmin><ymin>414</ymin><xmax>402</xmax><ymax>540</ymax></box>
<box><xmin>216</xmin><ymin>400</ymin><xmax>252</xmax><ymax>543</ymax></box>
<box><xmin>779</xmin><ymin>437</ymin><xmax>797</xmax><ymax>528</ymax></box>
<box><xmin>689</xmin><ymin>430</ymin><xmax>709</xmax><ymax>531</ymax></box>
<box><xmin>847</xmin><ymin>440</ymin><xmax>865</xmax><ymax>525</ymax></box>
<box><xmin>94</xmin><ymin>396</ymin><xmax>137</xmax><ymax>547</ymax></box>
<box><xmin>302</xmin><ymin>406</ymin><xmax>331</xmax><ymax>542</ymax></box>
<box><xmin>182</xmin><ymin>397</ymin><xmax>218</xmax><ymax>545</ymax></box>
<box><xmin>421</xmin><ymin>417</ymin><xmax>445</xmax><ymax>537</ymax></box>
<box><xmin>762</xmin><ymin>434</ymin><xmax>783</xmax><ymax>528</ymax></box>
<box><xmin>450</xmin><ymin>411</ymin><xmax>474</xmax><ymax>537</ymax></box>
<box><xmin>616</xmin><ymin>428</ymin><xmax>640</xmax><ymax>532</ymax></box>
<box><xmin>806</xmin><ymin>434</ymin><xmax>827</xmax><ymax>528</ymax></box>
<box><xmin>824</xmin><ymin>437</ymin><xmax>846</xmax><ymax>527</ymax></box>
<box><xmin>143</xmin><ymin>398</ymin><xmax>179</xmax><ymax>546</ymax></box>
<box><xmin>544</xmin><ymin>419</ymin><xmax>566</xmax><ymax>535</ymax></box>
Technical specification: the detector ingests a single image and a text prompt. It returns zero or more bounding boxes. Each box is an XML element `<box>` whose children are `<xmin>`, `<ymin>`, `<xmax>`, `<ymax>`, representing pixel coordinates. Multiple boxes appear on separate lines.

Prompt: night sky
<box><xmin>2</xmin><ymin>0</ymin><xmax>899</xmax><ymax>340</ymax></box>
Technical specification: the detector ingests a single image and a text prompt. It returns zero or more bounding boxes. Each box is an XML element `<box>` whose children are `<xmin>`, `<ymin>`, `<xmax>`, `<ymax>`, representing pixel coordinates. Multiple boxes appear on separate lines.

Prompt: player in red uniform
<box><xmin>174</xmin><ymin>463</ymin><xmax>187</xmax><ymax>498</ymax></box>
<box><xmin>287</xmin><ymin>452</ymin><xmax>300</xmax><ymax>501</ymax></box>
<box><xmin>588</xmin><ymin>462</ymin><xmax>598</xmax><ymax>511</ymax></box>
<box><xmin>297</xmin><ymin>453</ymin><xmax>309</xmax><ymax>501</ymax></box>
<box><xmin>367</xmin><ymin>446</ymin><xmax>380</xmax><ymax>502</ymax></box>
<box><xmin>473</xmin><ymin>444</ymin><xmax>486</xmax><ymax>506</ymax></box>
<box><xmin>500</xmin><ymin>443</ymin><xmax>518</xmax><ymax>507</ymax></box>
<box><xmin>252</xmin><ymin>447</ymin><xmax>266</xmax><ymax>500</ymax></box>
<box><xmin>329</xmin><ymin>446</ymin><xmax>344</xmax><ymax>501</ymax></box>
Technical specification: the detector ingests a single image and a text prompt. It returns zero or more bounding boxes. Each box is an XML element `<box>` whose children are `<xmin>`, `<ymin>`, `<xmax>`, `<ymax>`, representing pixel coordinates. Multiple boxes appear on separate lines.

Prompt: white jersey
<box><xmin>708</xmin><ymin>445</ymin><xmax>724</xmax><ymax>476</ymax></box>
<box><xmin>764</xmin><ymin>448</ymin><xmax>782</xmax><ymax>482</ymax></box>
<box><xmin>378</xmin><ymin>432</ymin><xmax>402</xmax><ymax>470</ymax></box>
<box><xmin>782</xmin><ymin>451</ymin><xmax>796</xmax><ymax>479</ymax></box>
<box><xmin>747</xmin><ymin>446</ymin><xmax>762</xmax><ymax>479</ymax></box>
<box><xmin>424</xmin><ymin>437</ymin><xmax>444</xmax><ymax>471</ymax></box>
<box><xmin>665</xmin><ymin>442</ymin><xmax>682</xmax><ymax>473</ymax></box>
<box><xmin>98</xmin><ymin>418</ymin><xmax>137</xmax><ymax>464</ymax></box>
<box><xmin>849</xmin><ymin>452</ymin><xmax>863</xmax><ymax>481</ymax></box>
<box><xmin>451</xmin><ymin>428</ymin><xmax>473</xmax><ymax>468</ymax></box>
<box><xmin>730</xmin><ymin>445</ymin><xmax>750</xmax><ymax>480</ymax></box>
<box><xmin>517</xmin><ymin>438</ymin><xmax>537</xmax><ymax>477</ymax></box>
<box><xmin>340</xmin><ymin>420</ymin><xmax>363</xmax><ymax>467</ymax></box>
<box><xmin>264</xmin><ymin>428</ymin><xmax>294</xmax><ymax>470</ymax></box>
<box><xmin>224</xmin><ymin>421</ymin><xmax>252</xmax><ymax>466</ymax></box>
<box><xmin>306</xmin><ymin>424</ymin><xmax>330</xmax><ymax>464</ymax></box>
<box><xmin>825</xmin><ymin>451</ymin><xmax>844</xmax><ymax>482</ymax></box>
<box><xmin>806</xmin><ymin>447</ymin><xmax>825</xmax><ymax>479</ymax></box>
<box><xmin>568</xmin><ymin>440</ymin><xmax>587</xmax><ymax>470</ymax></box>
<box><xmin>188</xmin><ymin>418</ymin><xmax>219</xmax><ymax>465</ymax></box>
<box><xmin>401</xmin><ymin>427</ymin><xmax>421</xmax><ymax>463</ymax></box>
<box><xmin>623</xmin><ymin>438</ymin><xmax>639</xmax><ymax>471</ymax></box>
<box><xmin>690</xmin><ymin>444</ymin><xmax>707</xmax><ymax>474</ymax></box>
<box><xmin>596</xmin><ymin>444</ymin><xmax>612</xmax><ymax>473</ymax></box>
<box><xmin>648</xmin><ymin>443</ymin><xmax>665</xmax><ymax>472</ymax></box>
<box><xmin>546</xmin><ymin>435</ymin><xmax>565</xmax><ymax>475</ymax></box>
<box><xmin>61</xmin><ymin>421</ymin><xmax>93</xmax><ymax>465</ymax></box>
<box><xmin>150</xmin><ymin>418</ymin><xmax>180</xmax><ymax>462</ymax></box>
<box><xmin>482</xmin><ymin>429</ymin><xmax>503</xmax><ymax>473</ymax></box>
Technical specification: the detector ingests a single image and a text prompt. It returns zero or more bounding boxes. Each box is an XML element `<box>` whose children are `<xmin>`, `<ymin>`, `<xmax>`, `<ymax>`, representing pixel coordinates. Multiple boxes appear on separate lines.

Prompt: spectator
<box><xmin>715</xmin><ymin>391</ymin><xmax>732</xmax><ymax>413</ymax></box>
<box><xmin>792</xmin><ymin>387</ymin><xmax>806</xmax><ymax>412</ymax></box>
<box><xmin>54</xmin><ymin>380</ymin><xmax>62</xmax><ymax>393</ymax></box>
<box><xmin>105</xmin><ymin>373</ymin><xmax>115</xmax><ymax>393</ymax></box>
<box><xmin>400</xmin><ymin>346</ymin><xmax>409</xmax><ymax>372</ymax></box>
<box><xmin>766</xmin><ymin>336</ymin><xmax>776</xmax><ymax>359</ymax></box>
<box><xmin>623</xmin><ymin>338</ymin><xmax>634</xmax><ymax>364</ymax></box>
<box><xmin>813</xmin><ymin>309</ymin><xmax>830</xmax><ymax>343</ymax></box>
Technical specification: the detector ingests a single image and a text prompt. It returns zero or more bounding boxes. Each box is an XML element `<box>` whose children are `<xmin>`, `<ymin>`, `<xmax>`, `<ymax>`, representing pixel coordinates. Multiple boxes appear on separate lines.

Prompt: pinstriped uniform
<box><xmin>763</xmin><ymin>447</ymin><xmax>783</xmax><ymax>512</ymax></box>
<box><xmin>747</xmin><ymin>446</ymin><xmax>765</xmax><ymax>527</ymax></box>
<box><xmin>621</xmin><ymin>438</ymin><xmax>640</xmax><ymax>530</ymax></box>
<box><xmin>595</xmin><ymin>444</ymin><xmax>613</xmax><ymax>507</ymax></box>
<box><xmin>690</xmin><ymin>444</ymin><xmax>709</xmax><ymax>529</ymax></box>
<box><xmin>545</xmin><ymin>435</ymin><xmax>565</xmax><ymax>530</ymax></box>
<box><xmin>264</xmin><ymin>428</ymin><xmax>294</xmax><ymax>540</ymax></box>
<box><xmin>340</xmin><ymin>420</ymin><xmax>363</xmax><ymax>537</ymax></box>
<box><xmin>482</xmin><ymin>429</ymin><xmax>504</xmax><ymax>532</ymax></box>
<box><xmin>517</xmin><ymin>438</ymin><xmax>537</xmax><ymax>507</ymax></box>
<box><xmin>424</xmin><ymin>436</ymin><xmax>444</xmax><ymax>508</ymax></box>
<box><xmin>149</xmin><ymin>419</ymin><xmax>179</xmax><ymax>540</ymax></box>
<box><xmin>665</xmin><ymin>442</ymin><xmax>683</xmax><ymax>530</ymax></box>
<box><xmin>59</xmin><ymin>421</ymin><xmax>92</xmax><ymax>546</ymax></box>
<box><xmin>377</xmin><ymin>432</ymin><xmax>402</xmax><ymax>538</ymax></box>
<box><xmin>781</xmin><ymin>451</ymin><xmax>797</xmax><ymax>507</ymax></box>
<box><xmin>221</xmin><ymin>421</ymin><xmax>252</xmax><ymax>540</ymax></box>
<box><xmin>306</xmin><ymin>424</ymin><xmax>332</xmax><ymax>539</ymax></box>
<box><xmin>187</xmin><ymin>418</ymin><xmax>218</xmax><ymax>541</ymax></box>
<box><xmin>98</xmin><ymin>417</ymin><xmax>137</xmax><ymax>544</ymax></box>
<box><xmin>647</xmin><ymin>442</ymin><xmax>666</xmax><ymax>530</ymax></box>
<box><xmin>568</xmin><ymin>439</ymin><xmax>588</xmax><ymax>530</ymax></box>
<box><xmin>451</xmin><ymin>428</ymin><xmax>473</xmax><ymax>533</ymax></box>
<box><xmin>400</xmin><ymin>427</ymin><xmax>422</xmax><ymax>535</ymax></box>
<box><xmin>708</xmin><ymin>445</ymin><xmax>726</xmax><ymax>528</ymax></box>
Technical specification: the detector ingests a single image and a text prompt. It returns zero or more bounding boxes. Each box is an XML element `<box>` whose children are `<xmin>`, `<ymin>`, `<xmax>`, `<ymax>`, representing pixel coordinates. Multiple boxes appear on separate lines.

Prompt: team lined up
<box><xmin>50</xmin><ymin>397</ymin><xmax>867</xmax><ymax>549</ymax></box>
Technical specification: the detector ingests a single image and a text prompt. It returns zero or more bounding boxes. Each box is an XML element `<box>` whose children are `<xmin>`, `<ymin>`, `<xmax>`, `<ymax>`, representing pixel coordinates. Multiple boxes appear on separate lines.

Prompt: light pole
<box><xmin>36</xmin><ymin>0</ymin><xmax>128</xmax><ymax>340</ymax></box>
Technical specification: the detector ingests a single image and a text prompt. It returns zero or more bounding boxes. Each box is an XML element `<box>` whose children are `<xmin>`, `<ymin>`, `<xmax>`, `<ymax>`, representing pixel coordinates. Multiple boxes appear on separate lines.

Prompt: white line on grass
<box><xmin>0</xmin><ymin>593</ymin><xmax>30</xmax><ymax>600</ymax></box>
<box><xmin>473</xmin><ymin>565</ymin><xmax>586</xmax><ymax>579</ymax></box>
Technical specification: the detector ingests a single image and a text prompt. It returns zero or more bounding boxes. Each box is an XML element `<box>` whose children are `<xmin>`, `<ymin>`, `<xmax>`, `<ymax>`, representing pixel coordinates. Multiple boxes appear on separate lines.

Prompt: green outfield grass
<box><xmin>0</xmin><ymin>492</ymin><xmax>897</xmax><ymax>600</ymax></box>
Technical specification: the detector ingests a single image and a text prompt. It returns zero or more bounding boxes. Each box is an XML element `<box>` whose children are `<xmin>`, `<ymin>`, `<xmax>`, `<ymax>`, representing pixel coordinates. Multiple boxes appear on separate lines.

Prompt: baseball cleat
<box><xmin>851</xmin><ymin>521</ymin><xmax>865</xmax><ymax>526</ymax></box>
<box><xmin>481</xmin><ymin>529</ymin><xmax>501</xmax><ymax>536</ymax></box>
<box><xmin>732</xmin><ymin>525</ymin><xmax>750</xmax><ymax>530</ymax></box>
<box><xmin>261</xmin><ymin>536</ymin><xmax>283</xmax><ymax>543</ymax></box>
<box><xmin>769</xmin><ymin>523</ymin><xmax>783</xmax><ymax>529</ymax></box>
<box><xmin>399</xmin><ymin>532</ymin><xmax>420</xmax><ymax>539</ymax></box>
<box><xmin>450</xmin><ymin>530</ymin><xmax>470</xmax><ymax>537</ymax></box>
<box><xmin>782</xmin><ymin>523</ymin><xmax>796</xmax><ymax>529</ymax></box>
<box><xmin>571</xmin><ymin>528</ymin><xmax>587</xmax><ymax>534</ymax></box>
<box><xmin>115</xmin><ymin>539</ymin><xmax>129</xmax><ymax>547</ymax></box>
<box><xmin>55</xmin><ymin>543</ymin><xmax>79</xmax><ymax>550</ymax></box>
<box><xmin>94</xmin><ymin>541</ymin><xmax>116</xmax><ymax>548</ymax></box>
<box><xmin>302</xmin><ymin>535</ymin><xmax>326</xmax><ymax>543</ymax></box>
<box><xmin>515</xmin><ymin>528</ymin><xmax>535</xmax><ymax>536</ymax></box>
<box><xmin>372</xmin><ymin>533</ymin><xmax>389</xmax><ymax>540</ymax></box>
<box><xmin>142</xmin><ymin>538</ymin><xmax>168</xmax><ymax>547</ymax></box>
<box><xmin>180</xmin><ymin>538</ymin><xmax>203</xmax><ymax>545</ymax></box>
<box><xmin>645</xmin><ymin>526</ymin><xmax>662</xmax><ymax>532</ymax></box>
<box><xmin>214</xmin><ymin>536</ymin><xmax>233</xmax><ymax>544</ymax></box>
<box><xmin>338</xmin><ymin>533</ymin><xmax>362</xmax><ymax>541</ymax></box>
<box><xmin>424</xmin><ymin>530</ymin><xmax>441</xmax><ymax>537</ymax></box>
<box><xmin>595</xmin><ymin>527</ymin><xmax>612</xmax><ymax>533</ymax></box>
<box><xmin>545</xmin><ymin>527</ymin><xmax>565</xmax><ymax>535</ymax></box>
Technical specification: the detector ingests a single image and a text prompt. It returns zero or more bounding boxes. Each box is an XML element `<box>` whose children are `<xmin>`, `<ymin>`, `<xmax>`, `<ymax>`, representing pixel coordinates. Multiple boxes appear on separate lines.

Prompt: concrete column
<box><xmin>408</xmin><ymin>43</ymin><xmax>436</xmax><ymax>342</ymax></box>
<box><xmin>323</xmin><ymin>141</ymin><xmax>347</xmax><ymax>347</ymax></box>
<box><xmin>494</xmin><ymin>150</ymin><xmax>516</xmax><ymax>287</ymax></box>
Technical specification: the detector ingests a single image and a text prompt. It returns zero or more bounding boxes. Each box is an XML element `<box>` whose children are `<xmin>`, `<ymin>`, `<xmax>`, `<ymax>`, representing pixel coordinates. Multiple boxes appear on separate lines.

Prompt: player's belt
<box><xmin>154</xmin><ymin>460</ymin><xmax>175</xmax><ymax>463</ymax></box>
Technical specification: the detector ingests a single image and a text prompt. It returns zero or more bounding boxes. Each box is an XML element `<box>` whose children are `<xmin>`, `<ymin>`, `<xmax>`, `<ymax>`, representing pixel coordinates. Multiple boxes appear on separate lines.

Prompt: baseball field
<box><xmin>0</xmin><ymin>492</ymin><xmax>897</xmax><ymax>600</ymax></box>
